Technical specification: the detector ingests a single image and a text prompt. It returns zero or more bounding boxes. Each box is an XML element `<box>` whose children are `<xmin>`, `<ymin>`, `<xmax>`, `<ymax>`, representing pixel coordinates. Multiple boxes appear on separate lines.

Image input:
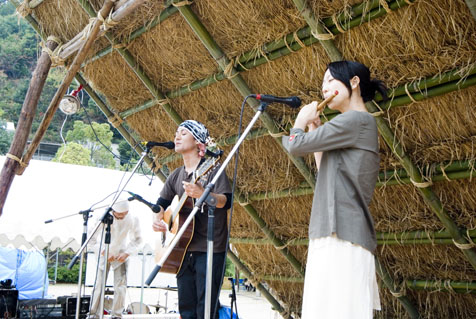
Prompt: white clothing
<box><xmin>88</xmin><ymin>212</ymin><xmax>142</xmax><ymax>317</ymax></box>
<box><xmin>89</xmin><ymin>212</ymin><xmax>142</xmax><ymax>258</ymax></box>
<box><xmin>301</xmin><ymin>235</ymin><xmax>380</xmax><ymax>319</ymax></box>
<box><xmin>89</xmin><ymin>256</ymin><xmax>128</xmax><ymax>317</ymax></box>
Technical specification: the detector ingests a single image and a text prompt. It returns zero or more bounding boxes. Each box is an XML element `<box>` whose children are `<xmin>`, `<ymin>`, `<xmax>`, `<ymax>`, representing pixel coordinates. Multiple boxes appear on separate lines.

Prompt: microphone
<box><xmin>251</xmin><ymin>94</ymin><xmax>301</xmax><ymax>108</ymax></box>
<box><xmin>127</xmin><ymin>191</ymin><xmax>161</xmax><ymax>213</ymax></box>
<box><xmin>141</xmin><ymin>141</ymin><xmax>175</xmax><ymax>149</ymax></box>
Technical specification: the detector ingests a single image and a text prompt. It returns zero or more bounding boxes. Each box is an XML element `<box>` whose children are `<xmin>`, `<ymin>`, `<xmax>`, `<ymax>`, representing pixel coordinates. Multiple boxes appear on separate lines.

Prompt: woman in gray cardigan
<box><xmin>283</xmin><ymin>61</ymin><xmax>388</xmax><ymax>318</ymax></box>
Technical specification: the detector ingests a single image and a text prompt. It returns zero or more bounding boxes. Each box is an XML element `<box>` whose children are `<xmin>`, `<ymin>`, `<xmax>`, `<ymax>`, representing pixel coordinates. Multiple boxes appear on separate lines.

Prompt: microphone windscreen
<box><xmin>289</xmin><ymin>96</ymin><xmax>302</xmax><ymax>108</ymax></box>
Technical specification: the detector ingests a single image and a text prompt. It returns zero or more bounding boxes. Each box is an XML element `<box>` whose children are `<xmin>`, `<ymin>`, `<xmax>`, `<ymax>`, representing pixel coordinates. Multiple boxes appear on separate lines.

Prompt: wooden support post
<box><xmin>15</xmin><ymin>0</ymin><xmax>116</xmax><ymax>177</ymax></box>
<box><xmin>0</xmin><ymin>38</ymin><xmax>59</xmax><ymax>216</ymax></box>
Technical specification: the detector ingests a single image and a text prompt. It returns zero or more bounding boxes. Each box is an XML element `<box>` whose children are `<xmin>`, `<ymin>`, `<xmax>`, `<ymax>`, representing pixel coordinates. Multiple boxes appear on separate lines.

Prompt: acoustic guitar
<box><xmin>155</xmin><ymin>155</ymin><xmax>221</xmax><ymax>274</ymax></box>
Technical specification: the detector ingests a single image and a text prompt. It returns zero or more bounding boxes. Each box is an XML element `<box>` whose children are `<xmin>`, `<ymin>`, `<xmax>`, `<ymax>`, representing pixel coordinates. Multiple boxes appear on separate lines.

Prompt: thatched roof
<box><xmin>12</xmin><ymin>0</ymin><xmax>476</xmax><ymax>317</ymax></box>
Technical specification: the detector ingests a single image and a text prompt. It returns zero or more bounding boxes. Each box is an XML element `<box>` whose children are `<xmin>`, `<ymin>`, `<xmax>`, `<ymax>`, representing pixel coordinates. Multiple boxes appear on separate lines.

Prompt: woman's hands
<box><xmin>294</xmin><ymin>101</ymin><xmax>322</xmax><ymax>131</ymax></box>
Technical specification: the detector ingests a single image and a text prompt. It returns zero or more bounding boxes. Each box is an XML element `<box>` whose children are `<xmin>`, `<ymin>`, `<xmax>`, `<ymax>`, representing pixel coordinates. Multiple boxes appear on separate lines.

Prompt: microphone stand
<box><xmin>44</xmin><ymin>204</ymin><xmax>111</xmax><ymax>319</ymax></box>
<box><xmin>75</xmin><ymin>208</ymin><xmax>92</xmax><ymax>319</ymax></box>
<box><xmin>145</xmin><ymin>99</ymin><xmax>270</xmax><ymax>319</ymax></box>
<box><xmin>67</xmin><ymin>146</ymin><xmax>152</xmax><ymax>319</ymax></box>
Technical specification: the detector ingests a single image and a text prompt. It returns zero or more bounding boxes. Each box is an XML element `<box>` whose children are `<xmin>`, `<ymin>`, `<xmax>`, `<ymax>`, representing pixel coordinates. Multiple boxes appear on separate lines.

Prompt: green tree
<box><xmin>0</xmin><ymin>119</ymin><xmax>13</xmax><ymax>154</ymax></box>
<box><xmin>63</xmin><ymin>120</ymin><xmax>116</xmax><ymax>168</ymax></box>
<box><xmin>118</xmin><ymin>140</ymin><xmax>139</xmax><ymax>166</ymax></box>
<box><xmin>53</xmin><ymin>142</ymin><xmax>92</xmax><ymax>166</ymax></box>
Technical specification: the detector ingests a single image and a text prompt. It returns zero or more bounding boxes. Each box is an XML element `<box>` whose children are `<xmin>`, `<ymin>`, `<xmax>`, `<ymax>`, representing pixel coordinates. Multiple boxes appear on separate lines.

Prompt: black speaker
<box><xmin>57</xmin><ymin>295</ymin><xmax>90</xmax><ymax>318</ymax></box>
<box><xmin>0</xmin><ymin>289</ymin><xmax>19</xmax><ymax>318</ymax></box>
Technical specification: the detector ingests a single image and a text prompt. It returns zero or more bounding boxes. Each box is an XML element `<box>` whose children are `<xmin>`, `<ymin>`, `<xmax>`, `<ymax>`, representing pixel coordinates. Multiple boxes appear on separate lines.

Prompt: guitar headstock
<box><xmin>194</xmin><ymin>145</ymin><xmax>222</xmax><ymax>184</ymax></box>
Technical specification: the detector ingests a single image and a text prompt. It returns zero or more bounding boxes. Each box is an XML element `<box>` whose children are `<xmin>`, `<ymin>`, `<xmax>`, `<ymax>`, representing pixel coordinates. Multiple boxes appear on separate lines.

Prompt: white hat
<box><xmin>112</xmin><ymin>200</ymin><xmax>129</xmax><ymax>213</ymax></box>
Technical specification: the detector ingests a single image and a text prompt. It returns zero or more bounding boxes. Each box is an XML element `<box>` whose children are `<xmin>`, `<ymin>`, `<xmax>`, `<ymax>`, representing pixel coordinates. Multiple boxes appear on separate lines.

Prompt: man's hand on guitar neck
<box><xmin>182</xmin><ymin>181</ymin><xmax>228</xmax><ymax>208</ymax></box>
<box><xmin>182</xmin><ymin>181</ymin><xmax>204</xmax><ymax>198</ymax></box>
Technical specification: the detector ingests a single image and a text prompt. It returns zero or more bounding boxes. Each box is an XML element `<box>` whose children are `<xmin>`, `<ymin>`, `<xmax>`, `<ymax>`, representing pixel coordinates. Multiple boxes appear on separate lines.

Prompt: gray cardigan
<box><xmin>283</xmin><ymin>110</ymin><xmax>379</xmax><ymax>252</ymax></box>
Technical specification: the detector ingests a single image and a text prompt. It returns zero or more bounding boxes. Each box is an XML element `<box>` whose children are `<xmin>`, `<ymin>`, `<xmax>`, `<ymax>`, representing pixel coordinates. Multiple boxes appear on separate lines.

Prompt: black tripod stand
<box><xmin>227</xmin><ymin>277</ymin><xmax>239</xmax><ymax>319</ymax></box>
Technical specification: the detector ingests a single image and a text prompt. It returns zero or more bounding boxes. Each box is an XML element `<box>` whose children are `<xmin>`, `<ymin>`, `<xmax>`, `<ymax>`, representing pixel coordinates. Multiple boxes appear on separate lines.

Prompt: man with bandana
<box><xmin>152</xmin><ymin>120</ymin><xmax>232</xmax><ymax>319</ymax></box>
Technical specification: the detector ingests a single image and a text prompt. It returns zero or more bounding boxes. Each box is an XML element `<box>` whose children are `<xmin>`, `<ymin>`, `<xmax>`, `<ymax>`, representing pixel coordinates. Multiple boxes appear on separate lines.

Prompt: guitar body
<box><xmin>155</xmin><ymin>210</ymin><xmax>195</xmax><ymax>274</ymax></box>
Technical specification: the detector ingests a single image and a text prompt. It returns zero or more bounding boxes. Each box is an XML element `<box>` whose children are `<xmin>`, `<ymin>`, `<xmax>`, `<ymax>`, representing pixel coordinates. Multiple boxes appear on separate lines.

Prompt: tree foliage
<box><xmin>53</xmin><ymin>121</ymin><xmax>117</xmax><ymax>168</ymax></box>
<box><xmin>0</xmin><ymin>2</ymin><xmax>112</xmax><ymax>146</ymax></box>
<box><xmin>0</xmin><ymin>120</ymin><xmax>14</xmax><ymax>154</ymax></box>
<box><xmin>53</xmin><ymin>142</ymin><xmax>92</xmax><ymax>166</ymax></box>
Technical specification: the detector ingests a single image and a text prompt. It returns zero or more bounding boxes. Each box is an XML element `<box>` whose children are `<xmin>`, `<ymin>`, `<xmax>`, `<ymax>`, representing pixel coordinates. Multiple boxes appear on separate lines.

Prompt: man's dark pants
<box><xmin>177</xmin><ymin>251</ymin><xmax>226</xmax><ymax>319</ymax></box>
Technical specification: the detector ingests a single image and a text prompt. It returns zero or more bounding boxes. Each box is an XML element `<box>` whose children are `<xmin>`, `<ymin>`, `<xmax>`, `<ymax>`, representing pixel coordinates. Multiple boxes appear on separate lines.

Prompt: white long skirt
<box><xmin>301</xmin><ymin>235</ymin><xmax>380</xmax><ymax>319</ymax></box>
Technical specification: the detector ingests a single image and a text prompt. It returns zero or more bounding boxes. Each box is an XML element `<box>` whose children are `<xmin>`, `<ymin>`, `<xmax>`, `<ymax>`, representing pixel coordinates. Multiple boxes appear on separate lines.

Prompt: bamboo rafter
<box><xmin>77</xmin><ymin>0</ymin><xmax>183</xmax><ymax>126</ymax></box>
<box><xmin>118</xmin><ymin>0</ymin><xmax>415</xmax><ymax>118</ymax></box>
<box><xmin>76</xmin><ymin>0</ymin><xmax>308</xmax><ymax>279</ymax></box>
<box><xmin>229</xmin><ymin>228</ymin><xmax>476</xmax><ymax>246</ymax></box>
<box><xmin>406</xmin><ymin>279</ymin><xmax>476</xmax><ymax>293</ymax></box>
<box><xmin>291</xmin><ymin>0</ymin><xmax>476</xmax><ymax>277</ymax></box>
<box><xmin>251</xmin><ymin>275</ymin><xmax>476</xmax><ymax>295</ymax></box>
<box><xmin>290</xmin><ymin>0</ymin><xmax>420</xmax><ymax>314</ymax></box>
<box><xmin>82</xmin><ymin>4</ymin><xmax>179</xmax><ymax>67</ymax></box>
<box><xmin>366</xmin><ymin>99</ymin><xmax>476</xmax><ymax>270</ymax></box>
<box><xmin>246</xmin><ymin>159</ymin><xmax>475</xmax><ymax>201</ymax></box>
<box><xmin>10</xmin><ymin>0</ymin><xmax>165</xmax><ymax>182</ymax></box>
<box><xmin>227</xmin><ymin>250</ymin><xmax>292</xmax><ymax>319</ymax></box>
<box><xmin>174</xmin><ymin>2</ymin><xmax>317</xmax><ymax>190</ymax></box>
<box><xmin>121</xmin><ymin>61</ymin><xmax>476</xmax><ymax>121</ymax></box>
<box><xmin>375</xmin><ymin>260</ymin><xmax>421</xmax><ymax>319</ymax></box>
<box><xmin>464</xmin><ymin>0</ymin><xmax>476</xmax><ymax>20</ymax></box>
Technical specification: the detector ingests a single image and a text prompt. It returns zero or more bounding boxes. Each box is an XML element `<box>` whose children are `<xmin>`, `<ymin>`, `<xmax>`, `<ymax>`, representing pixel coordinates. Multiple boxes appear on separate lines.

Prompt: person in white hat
<box><xmin>88</xmin><ymin>199</ymin><xmax>142</xmax><ymax>319</ymax></box>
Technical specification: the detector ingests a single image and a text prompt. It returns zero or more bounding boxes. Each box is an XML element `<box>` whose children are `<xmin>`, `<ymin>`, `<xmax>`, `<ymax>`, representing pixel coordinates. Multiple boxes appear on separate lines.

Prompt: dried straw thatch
<box><xmin>12</xmin><ymin>0</ymin><xmax>476</xmax><ymax>317</ymax></box>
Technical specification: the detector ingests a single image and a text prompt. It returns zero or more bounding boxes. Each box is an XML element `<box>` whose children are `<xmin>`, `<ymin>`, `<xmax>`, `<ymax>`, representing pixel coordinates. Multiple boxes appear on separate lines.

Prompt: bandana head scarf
<box><xmin>178</xmin><ymin>120</ymin><xmax>209</xmax><ymax>157</ymax></box>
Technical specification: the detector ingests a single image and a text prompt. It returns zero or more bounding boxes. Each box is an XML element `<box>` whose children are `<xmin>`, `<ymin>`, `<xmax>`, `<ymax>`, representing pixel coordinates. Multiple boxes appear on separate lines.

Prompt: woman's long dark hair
<box><xmin>327</xmin><ymin>61</ymin><xmax>388</xmax><ymax>102</ymax></box>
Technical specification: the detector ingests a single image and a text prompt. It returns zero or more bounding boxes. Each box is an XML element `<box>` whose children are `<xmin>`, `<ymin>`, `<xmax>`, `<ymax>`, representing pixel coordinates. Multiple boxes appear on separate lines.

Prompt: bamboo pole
<box><xmin>380</xmin><ymin>75</ymin><xmax>476</xmax><ymax>110</ymax></box>
<box><xmin>295</xmin><ymin>0</ymin><xmax>476</xmax><ymax>274</ymax></box>
<box><xmin>227</xmin><ymin>251</ymin><xmax>292</xmax><ymax>319</ymax></box>
<box><xmin>175</xmin><ymin>3</ymin><xmax>317</xmax><ymax>190</ymax></box>
<box><xmin>117</xmin><ymin>0</ymin><xmax>409</xmax><ymax>118</ymax></box>
<box><xmin>59</xmin><ymin>0</ymin><xmax>147</xmax><ymax>60</ymax></box>
<box><xmin>10</xmin><ymin>0</ymin><xmax>166</xmax><ymax>183</ymax></box>
<box><xmin>83</xmin><ymin>5</ymin><xmax>178</xmax><ymax>67</ymax></box>
<box><xmin>291</xmin><ymin>0</ymin><xmax>342</xmax><ymax>61</ymax></box>
<box><xmin>246</xmin><ymin>160</ymin><xmax>474</xmax><ymax>202</ymax></box>
<box><xmin>77</xmin><ymin>0</ymin><xmax>184</xmax><ymax>126</ymax></box>
<box><xmin>405</xmin><ymin>279</ymin><xmax>476</xmax><ymax>292</ymax></box>
<box><xmin>159</xmin><ymin>0</ymin><xmax>411</xmax><ymax>103</ymax></box>
<box><xmin>122</xmin><ymin>62</ymin><xmax>476</xmax><ymax>125</ymax></box>
<box><xmin>235</xmin><ymin>192</ymin><xmax>305</xmax><ymax>276</ymax></box>
<box><xmin>14</xmin><ymin>0</ymin><xmax>116</xmax><ymax>177</ymax></box>
<box><xmin>0</xmin><ymin>37</ymin><xmax>58</xmax><ymax>215</ymax></box>
<box><xmin>230</xmin><ymin>229</ymin><xmax>476</xmax><ymax>246</ymax></box>
<box><xmin>376</xmin><ymin>259</ymin><xmax>421</xmax><ymax>318</ymax></box>
<box><xmin>374</xmin><ymin>65</ymin><xmax>476</xmax><ymax>102</ymax></box>
<box><xmin>75</xmin><ymin>74</ymin><xmax>167</xmax><ymax>182</ymax></box>
<box><xmin>28</xmin><ymin>0</ymin><xmax>45</xmax><ymax>9</ymax></box>
<box><xmin>366</xmin><ymin>99</ymin><xmax>476</xmax><ymax>270</ymax></box>
<box><xmin>80</xmin><ymin>0</ymin><xmax>307</xmax><ymax>278</ymax></box>
<box><xmin>464</xmin><ymin>0</ymin><xmax>476</xmax><ymax>21</ymax></box>
<box><xmin>230</xmin><ymin>272</ymin><xmax>476</xmax><ymax>295</ymax></box>
<box><xmin>82</xmin><ymin>0</ymin><xmax>307</xmax><ymax>281</ymax></box>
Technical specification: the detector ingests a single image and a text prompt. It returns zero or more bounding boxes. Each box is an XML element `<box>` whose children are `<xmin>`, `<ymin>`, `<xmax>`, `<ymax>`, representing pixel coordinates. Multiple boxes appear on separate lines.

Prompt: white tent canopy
<box><xmin>0</xmin><ymin>156</ymin><xmax>163</xmax><ymax>253</ymax></box>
